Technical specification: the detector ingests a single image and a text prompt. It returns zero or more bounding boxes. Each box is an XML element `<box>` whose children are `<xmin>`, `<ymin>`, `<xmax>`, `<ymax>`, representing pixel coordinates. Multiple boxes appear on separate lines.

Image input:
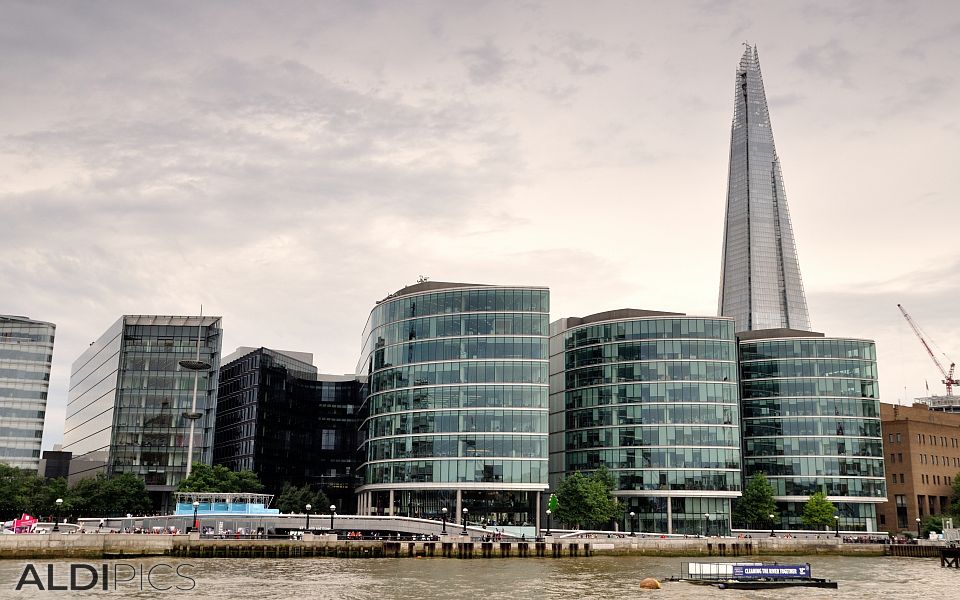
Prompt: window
<box><xmin>900</xmin><ymin>473</ymin><xmax>905</xmax><ymax>484</ymax></box>
<box><xmin>897</xmin><ymin>433</ymin><xmax>901</xmax><ymax>443</ymax></box>
<box><xmin>898</xmin><ymin>453</ymin><xmax>903</xmax><ymax>463</ymax></box>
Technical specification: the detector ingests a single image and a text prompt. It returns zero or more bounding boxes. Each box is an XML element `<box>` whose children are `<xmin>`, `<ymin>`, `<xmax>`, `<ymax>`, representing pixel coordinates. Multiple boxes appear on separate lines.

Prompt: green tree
<box><xmin>801</xmin><ymin>491</ymin><xmax>836</xmax><ymax>529</ymax></box>
<box><xmin>70</xmin><ymin>473</ymin><xmax>152</xmax><ymax>517</ymax></box>
<box><xmin>949</xmin><ymin>473</ymin><xmax>960</xmax><ymax>517</ymax></box>
<box><xmin>176</xmin><ymin>463</ymin><xmax>264</xmax><ymax>493</ymax></box>
<box><xmin>275</xmin><ymin>483</ymin><xmax>329</xmax><ymax>514</ymax></box>
<box><xmin>732</xmin><ymin>473</ymin><xmax>778</xmax><ymax>529</ymax></box>
<box><xmin>921</xmin><ymin>515</ymin><xmax>943</xmax><ymax>538</ymax></box>
<box><xmin>554</xmin><ymin>467</ymin><xmax>622</xmax><ymax>530</ymax></box>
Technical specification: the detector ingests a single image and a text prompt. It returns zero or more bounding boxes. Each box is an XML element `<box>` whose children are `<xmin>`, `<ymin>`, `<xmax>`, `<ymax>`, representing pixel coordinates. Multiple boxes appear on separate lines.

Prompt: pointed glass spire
<box><xmin>719</xmin><ymin>45</ymin><xmax>811</xmax><ymax>332</ymax></box>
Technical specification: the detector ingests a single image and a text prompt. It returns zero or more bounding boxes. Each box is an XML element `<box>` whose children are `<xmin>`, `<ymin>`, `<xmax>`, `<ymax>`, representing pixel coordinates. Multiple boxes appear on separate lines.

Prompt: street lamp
<box><xmin>305</xmin><ymin>504</ymin><xmax>312</xmax><ymax>531</ymax></box>
<box><xmin>916</xmin><ymin>517</ymin><xmax>922</xmax><ymax>539</ymax></box>
<box><xmin>178</xmin><ymin>315</ymin><xmax>211</xmax><ymax>478</ymax></box>
<box><xmin>703</xmin><ymin>513</ymin><xmax>710</xmax><ymax>537</ymax></box>
<box><xmin>834</xmin><ymin>514</ymin><xmax>840</xmax><ymax>538</ymax></box>
<box><xmin>192</xmin><ymin>501</ymin><xmax>200</xmax><ymax>533</ymax></box>
<box><xmin>462</xmin><ymin>508</ymin><xmax>468</xmax><ymax>535</ymax></box>
<box><xmin>441</xmin><ymin>507</ymin><xmax>448</xmax><ymax>535</ymax></box>
<box><xmin>330</xmin><ymin>505</ymin><xmax>336</xmax><ymax>532</ymax></box>
<box><xmin>629</xmin><ymin>511</ymin><xmax>636</xmax><ymax>537</ymax></box>
<box><xmin>769</xmin><ymin>513</ymin><xmax>776</xmax><ymax>537</ymax></box>
<box><xmin>546</xmin><ymin>509</ymin><xmax>552</xmax><ymax>536</ymax></box>
<box><xmin>53</xmin><ymin>498</ymin><xmax>63</xmax><ymax>532</ymax></box>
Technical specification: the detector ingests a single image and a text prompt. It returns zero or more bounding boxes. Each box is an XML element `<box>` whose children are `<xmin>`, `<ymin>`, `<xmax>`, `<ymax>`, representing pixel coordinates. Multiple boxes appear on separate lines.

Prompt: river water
<box><xmin>0</xmin><ymin>555</ymin><xmax>955</xmax><ymax>599</ymax></box>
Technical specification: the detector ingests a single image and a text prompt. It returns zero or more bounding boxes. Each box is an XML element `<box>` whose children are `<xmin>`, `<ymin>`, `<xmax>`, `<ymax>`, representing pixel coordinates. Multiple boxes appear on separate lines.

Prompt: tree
<box><xmin>801</xmin><ymin>491</ymin><xmax>836</xmax><ymax>529</ymax></box>
<box><xmin>70</xmin><ymin>473</ymin><xmax>152</xmax><ymax>517</ymax></box>
<box><xmin>554</xmin><ymin>467</ymin><xmax>622</xmax><ymax>530</ymax></box>
<box><xmin>949</xmin><ymin>472</ymin><xmax>960</xmax><ymax>517</ymax></box>
<box><xmin>921</xmin><ymin>515</ymin><xmax>943</xmax><ymax>538</ymax></box>
<box><xmin>275</xmin><ymin>483</ymin><xmax>329</xmax><ymax>514</ymax></box>
<box><xmin>176</xmin><ymin>463</ymin><xmax>264</xmax><ymax>493</ymax></box>
<box><xmin>733</xmin><ymin>473</ymin><xmax>778</xmax><ymax>529</ymax></box>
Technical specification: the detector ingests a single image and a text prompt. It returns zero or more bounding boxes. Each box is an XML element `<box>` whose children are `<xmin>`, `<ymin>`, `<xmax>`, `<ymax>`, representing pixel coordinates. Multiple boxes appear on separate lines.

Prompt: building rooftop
<box><xmin>379</xmin><ymin>281</ymin><xmax>495</xmax><ymax>302</ymax></box>
<box><xmin>565</xmin><ymin>309</ymin><xmax>686</xmax><ymax>327</ymax></box>
<box><xmin>736</xmin><ymin>328</ymin><xmax>825</xmax><ymax>341</ymax></box>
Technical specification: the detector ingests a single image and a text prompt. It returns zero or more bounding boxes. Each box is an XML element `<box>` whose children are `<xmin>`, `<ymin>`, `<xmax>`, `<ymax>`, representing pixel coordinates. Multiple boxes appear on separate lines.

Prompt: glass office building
<box><xmin>214</xmin><ymin>347</ymin><xmax>362</xmax><ymax>509</ymax></box>
<box><xmin>739</xmin><ymin>329</ymin><xmax>886</xmax><ymax>531</ymax></box>
<box><xmin>356</xmin><ymin>282</ymin><xmax>549</xmax><ymax>529</ymax></box>
<box><xmin>719</xmin><ymin>44</ymin><xmax>811</xmax><ymax>332</ymax></box>
<box><xmin>63</xmin><ymin>315</ymin><xmax>222</xmax><ymax>511</ymax></box>
<box><xmin>550</xmin><ymin>310</ymin><xmax>741</xmax><ymax>535</ymax></box>
<box><xmin>0</xmin><ymin>315</ymin><xmax>55</xmax><ymax>471</ymax></box>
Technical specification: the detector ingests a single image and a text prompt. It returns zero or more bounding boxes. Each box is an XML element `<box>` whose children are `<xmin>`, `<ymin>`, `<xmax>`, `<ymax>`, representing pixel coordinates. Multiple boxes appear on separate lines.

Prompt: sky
<box><xmin>2</xmin><ymin>1</ymin><xmax>959</xmax><ymax>451</ymax></box>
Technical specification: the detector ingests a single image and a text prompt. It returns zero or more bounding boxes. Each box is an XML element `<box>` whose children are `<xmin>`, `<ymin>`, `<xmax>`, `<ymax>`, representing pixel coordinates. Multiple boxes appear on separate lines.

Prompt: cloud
<box><xmin>460</xmin><ymin>40</ymin><xmax>512</xmax><ymax>85</ymax></box>
<box><xmin>793</xmin><ymin>39</ymin><xmax>855</xmax><ymax>86</ymax></box>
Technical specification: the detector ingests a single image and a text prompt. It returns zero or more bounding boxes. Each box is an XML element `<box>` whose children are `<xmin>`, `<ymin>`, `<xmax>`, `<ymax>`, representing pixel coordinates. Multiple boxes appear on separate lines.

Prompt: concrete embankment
<box><xmin>0</xmin><ymin>533</ymin><xmax>896</xmax><ymax>560</ymax></box>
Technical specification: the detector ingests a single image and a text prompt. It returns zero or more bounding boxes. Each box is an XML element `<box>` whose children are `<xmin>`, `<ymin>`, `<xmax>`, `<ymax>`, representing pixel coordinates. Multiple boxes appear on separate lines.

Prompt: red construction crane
<box><xmin>897</xmin><ymin>303</ymin><xmax>957</xmax><ymax>397</ymax></box>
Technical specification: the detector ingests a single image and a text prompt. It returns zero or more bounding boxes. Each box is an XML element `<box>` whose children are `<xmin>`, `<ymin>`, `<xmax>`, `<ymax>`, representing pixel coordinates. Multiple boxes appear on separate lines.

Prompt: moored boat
<box><xmin>665</xmin><ymin>561</ymin><xmax>838</xmax><ymax>589</ymax></box>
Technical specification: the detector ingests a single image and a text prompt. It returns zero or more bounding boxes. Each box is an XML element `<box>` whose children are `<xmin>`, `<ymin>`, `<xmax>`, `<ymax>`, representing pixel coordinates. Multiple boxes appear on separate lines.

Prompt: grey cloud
<box><xmin>460</xmin><ymin>41</ymin><xmax>512</xmax><ymax>85</ymax></box>
<box><xmin>793</xmin><ymin>39</ymin><xmax>855</xmax><ymax>86</ymax></box>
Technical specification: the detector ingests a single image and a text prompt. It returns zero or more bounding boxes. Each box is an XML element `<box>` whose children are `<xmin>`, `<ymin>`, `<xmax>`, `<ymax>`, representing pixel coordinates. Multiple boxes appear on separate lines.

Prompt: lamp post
<box><xmin>305</xmin><ymin>504</ymin><xmax>312</xmax><ymax>531</ymax></box>
<box><xmin>192</xmin><ymin>501</ymin><xmax>200</xmax><ymax>533</ymax></box>
<box><xmin>178</xmin><ymin>315</ymin><xmax>211</xmax><ymax>478</ymax></box>
<box><xmin>834</xmin><ymin>514</ymin><xmax>840</xmax><ymax>538</ymax></box>
<box><xmin>330</xmin><ymin>505</ymin><xmax>336</xmax><ymax>532</ymax></box>
<box><xmin>462</xmin><ymin>508</ymin><xmax>468</xmax><ymax>535</ymax></box>
<box><xmin>629</xmin><ymin>511</ymin><xmax>636</xmax><ymax>536</ymax></box>
<box><xmin>769</xmin><ymin>513</ymin><xmax>776</xmax><ymax>537</ymax></box>
<box><xmin>545</xmin><ymin>509</ymin><xmax>552</xmax><ymax>536</ymax></box>
<box><xmin>916</xmin><ymin>517</ymin><xmax>922</xmax><ymax>539</ymax></box>
<box><xmin>53</xmin><ymin>498</ymin><xmax>63</xmax><ymax>532</ymax></box>
<box><xmin>441</xmin><ymin>507</ymin><xmax>448</xmax><ymax>535</ymax></box>
<box><xmin>703</xmin><ymin>512</ymin><xmax>710</xmax><ymax>537</ymax></box>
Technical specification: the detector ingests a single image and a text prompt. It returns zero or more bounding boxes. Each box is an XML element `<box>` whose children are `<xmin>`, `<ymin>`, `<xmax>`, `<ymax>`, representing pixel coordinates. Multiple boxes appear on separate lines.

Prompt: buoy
<box><xmin>639</xmin><ymin>578</ymin><xmax>661</xmax><ymax>590</ymax></box>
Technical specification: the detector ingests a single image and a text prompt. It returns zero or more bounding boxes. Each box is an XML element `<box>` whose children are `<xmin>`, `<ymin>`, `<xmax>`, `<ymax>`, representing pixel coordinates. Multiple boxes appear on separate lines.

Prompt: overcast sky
<box><xmin>3</xmin><ymin>1</ymin><xmax>959</xmax><ymax>450</ymax></box>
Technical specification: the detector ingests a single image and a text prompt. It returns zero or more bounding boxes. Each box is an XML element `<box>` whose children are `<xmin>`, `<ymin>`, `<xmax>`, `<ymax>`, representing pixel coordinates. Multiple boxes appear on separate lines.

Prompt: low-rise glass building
<box><xmin>0</xmin><ymin>315</ymin><xmax>55</xmax><ymax>471</ymax></box>
<box><xmin>355</xmin><ymin>282</ymin><xmax>549</xmax><ymax>531</ymax></box>
<box><xmin>550</xmin><ymin>310</ymin><xmax>741</xmax><ymax>535</ymax></box>
<box><xmin>738</xmin><ymin>329</ymin><xmax>885</xmax><ymax>531</ymax></box>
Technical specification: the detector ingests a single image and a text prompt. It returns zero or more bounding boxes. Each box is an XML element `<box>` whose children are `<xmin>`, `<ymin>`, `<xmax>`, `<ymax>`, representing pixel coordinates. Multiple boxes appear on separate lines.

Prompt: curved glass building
<box><xmin>550</xmin><ymin>310</ymin><xmax>741</xmax><ymax>535</ymax></box>
<box><xmin>0</xmin><ymin>315</ymin><xmax>55</xmax><ymax>471</ymax></box>
<box><xmin>355</xmin><ymin>282</ymin><xmax>549</xmax><ymax>530</ymax></box>
<box><xmin>739</xmin><ymin>330</ymin><xmax>885</xmax><ymax>531</ymax></box>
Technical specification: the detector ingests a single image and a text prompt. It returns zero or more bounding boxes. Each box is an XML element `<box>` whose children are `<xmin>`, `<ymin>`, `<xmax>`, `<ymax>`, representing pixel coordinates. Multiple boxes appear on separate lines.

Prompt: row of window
<box><xmin>369</xmin><ymin>361</ymin><xmax>547</xmax><ymax>394</ymax></box>
<box><xmin>564</xmin><ymin>340</ymin><xmax>735</xmax><ymax>369</ymax></box>
<box><xmin>745</xmin><ymin>437</ymin><xmax>882</xmax><ymax>458</ymax></box>
<box><xmin>743</xmin><ymin>417</ymin><xmax>882</xmax><ymax>438</ymax></box>
<box><xmin>566</xmin><ymin>404</ymin><xmax>737</xmax><ymax>429</ymax></box>
<box><xmin>365</xmin><ymin>435</ymin><xmax>546</xmax><ymax>461</ymax></box>
<box><xmin>918</xmin><ymin>453</ymin><xmax>960</xmax><ymax>467</ymax></box>
<box><xmin>364</xmin><ymin>458</ymin><xmax>547</xmax><ymax>485</ymax></box>
<box><xmin>368</xmin><ymin>289</ymin><xmax>549</xmax><ymax>334</ymax></box>
<box><xmin>566</xmin><ymin>448</ymin><xmax>741</xmax><ymax>470</ymax></box>
<box><xmin>742</xmin><ymin>379</ymin><xmax>878</xmax><ymax>399</ymax></box>
<box><xmin>743</xmin><ymin>397</ymin><xmax>880</xmax><ymax>419</ymax></box>
<box><xmin>742</xmin><ymin>476</ymin><xmax>888</xmax><ymax>498</ymax></box>
<box><xmin>744</xmin><ymin>456</ymin><xmax>885</xmax><ymax>477</ymax></box>
<box><xmin>565</xmin><ymin>382</ymin><xmax>738</xmax><ymax>410</ymax></box>
<box><xmin>367</xmin><ymin>385</ymin><xmax>548</xmax><ymax>416</ymax></box>
<box><xmin>908</xmin><ymin>433</ymin><xmax>960</xmax><ymax>448</ymax></box>
<box><xmin>0</xmin><ymin>331</ymin><xmax>54</xmax><ymax>343</ymax></box>
<box><xmin>563</xmin><ymin>319</ymin><xmax>734</xmax><ymax>350</ymax></box>
<box><xmin>363</xmin><ymin>314</ymin><xmax>549</xmax><ymax>359</ymax></box>
<box><xmin>366</xmin><ymin>410</ymin><xmax>547</xmax><ymax>438</ymax></box>
<box><xmin>597</xmin><ymin>470</ymin><xmax>740</xmax><ymax>492</ymax></box>
<box><xmin>740</xmin><ymin>339</ymin><xmax>876</xmax><ymax>361</ymax></box>
<box><xmin>0</xmin><ymin>349</ymin><xmax>53</xmax><ymax>363</ymax></box>
<box><xmin>373</xmin><ymin>337</ymin><xmax>546</xmax><ymax>370</ymax></box>
<box><xmin>565</xmin><ymin>426</ymin><xmax>740</xmax><ymax>449</ymax></box>
<box><xmin>0</xmin><ymin>368</ymin><xmax>49</xmax><ymax>381</ymax></box>
<box><xmin>0</xmin><ymin>407</ymin><xmax>46</xmax><ymax>419</ymax></box>
<box><xmin>0</xmin><ymin>447</ymin><xmax>41</xmax><ymax>458</ymax></box>
<box><xmin>565</xmin><ymin>362</ymin><xmax>737</xmax><ymax>388</ymax></box>
<box><xmin>119</xmin><ymin>374</ymin><xmax>213</xmax><ymax>392</ymax></box>
<box><xmin>0</xmin><ymin>388</ymin><xmax>47</xmax><ymax>400</ymax></box>
<box><xmin>0</xmin><ymin>426</ymin><xmax>43</xmax><ymax>438</ymax></box>
<box><xmin>741</xmin><ymin>359</ymin><xmax>877</xmax><ymax>381</ymax></box>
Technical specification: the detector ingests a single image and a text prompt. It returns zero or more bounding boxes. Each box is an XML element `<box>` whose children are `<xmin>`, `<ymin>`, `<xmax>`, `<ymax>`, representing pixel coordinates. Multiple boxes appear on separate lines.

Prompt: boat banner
<box><xmin>732</xmin><ymin>564</ymin><xmax>811</xmax><ymax>579</ymax></box>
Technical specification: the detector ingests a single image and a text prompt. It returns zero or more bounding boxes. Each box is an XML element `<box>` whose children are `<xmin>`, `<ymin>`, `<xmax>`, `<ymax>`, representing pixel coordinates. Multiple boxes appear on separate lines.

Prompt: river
<box><xmin>0</xmin><ymin>555</ymin><xmax>955</xmax><ymax>599</ymax></box>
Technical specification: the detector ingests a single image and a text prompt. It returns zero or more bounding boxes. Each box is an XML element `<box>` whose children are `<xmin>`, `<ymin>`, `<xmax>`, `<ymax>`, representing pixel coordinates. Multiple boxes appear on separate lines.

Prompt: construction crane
<box><xmin>898</xmin><ymin>303</ymin><xmax>957</xmax><ymax>397</ymax></box>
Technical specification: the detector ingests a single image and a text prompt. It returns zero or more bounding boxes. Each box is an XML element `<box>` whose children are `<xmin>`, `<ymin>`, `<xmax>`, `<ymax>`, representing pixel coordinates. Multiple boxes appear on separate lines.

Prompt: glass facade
<box><xmin>550</xmin><ymin>313</ymin><xmax>741</xmax><ymax>535</ymax></box>
<box><xmin>719</xmin><ymin>44</ymin><xmax>810</xmax><ymax>332</ymax></box>
<box><xmin>63</xmin><ymin>315</ymin><xmax>221</xmax><ymax>512</ymax></box>
<box><xmin>356</xmin><ymin>283</ymin><xmax>549</xmax><ymax>530</ymax></box>
<box><xmin>0</xmin><ymin>315</ymin><xmax>55</xmax><ymax>471</ymax></box>
<box><xmin>213</xmin><ymin>347</ymin><xmax>362</xmax><ymax>510</ymax></box>
<box><xmin>739</xmin><ymin>334</ymin><xmax>885</xmax><ymax>531</ymax></box>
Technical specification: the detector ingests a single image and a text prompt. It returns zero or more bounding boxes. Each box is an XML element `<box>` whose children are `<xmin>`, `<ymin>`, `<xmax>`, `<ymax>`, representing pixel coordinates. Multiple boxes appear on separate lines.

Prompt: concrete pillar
<box><xmin>456</xmin><ymin>489</ymin><xmax>463</xmax><ymax>523</ymax></box>
<box><xmin>389</xmin><ymin>490</ymin><xmax>395</xmax><ymax>516</ymax></box>
<box><xmin>535</xmin><ymin>491</ymin><xmax>541</xmax><ymax>535</ymax></box>
<box><xmin>666</xmin><ymin>498</ymin><xmax>673</xmax><ymax>535</ymax></box>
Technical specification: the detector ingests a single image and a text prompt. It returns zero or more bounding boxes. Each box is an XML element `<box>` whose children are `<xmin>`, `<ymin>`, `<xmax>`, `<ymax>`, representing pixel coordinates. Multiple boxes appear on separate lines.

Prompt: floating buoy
<box><xmin>639</xmin><ymin>578</ymin><xmax>661</xmax><ymax>590</ymax></box>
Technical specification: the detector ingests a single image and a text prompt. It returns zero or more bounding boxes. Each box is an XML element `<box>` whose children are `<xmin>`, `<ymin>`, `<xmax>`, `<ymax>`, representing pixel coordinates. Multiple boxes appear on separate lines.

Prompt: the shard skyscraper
<box><xmin>718</xmin><ymin>45</ymin><xmax>811</xmax><ymax>333</ymax></box>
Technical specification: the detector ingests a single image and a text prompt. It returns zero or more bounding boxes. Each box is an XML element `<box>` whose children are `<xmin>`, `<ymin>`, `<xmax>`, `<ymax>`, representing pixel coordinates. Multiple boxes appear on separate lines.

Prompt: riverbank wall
<box><xmin>0</xmin><ymin>533</ymin><xmax>903</xmax><ymax>560</ymax></box>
